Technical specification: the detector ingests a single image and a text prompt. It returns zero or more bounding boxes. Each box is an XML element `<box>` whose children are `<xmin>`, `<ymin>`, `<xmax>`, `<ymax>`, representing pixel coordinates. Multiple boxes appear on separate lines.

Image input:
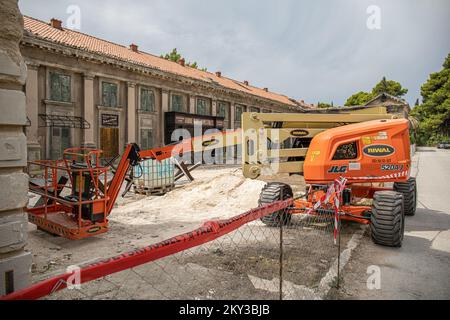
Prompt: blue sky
<box><xmin>19</xmin><ymin>0</ymin><xmax>450</xmax><ymax>106</ymax></box>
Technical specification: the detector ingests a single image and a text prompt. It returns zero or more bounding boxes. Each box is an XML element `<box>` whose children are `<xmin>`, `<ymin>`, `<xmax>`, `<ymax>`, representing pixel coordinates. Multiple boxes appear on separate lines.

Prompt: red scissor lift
<box><xmin>27</xmin><ymin>148</ymin><xmax>110</xmax><ymax>240</ymax></box>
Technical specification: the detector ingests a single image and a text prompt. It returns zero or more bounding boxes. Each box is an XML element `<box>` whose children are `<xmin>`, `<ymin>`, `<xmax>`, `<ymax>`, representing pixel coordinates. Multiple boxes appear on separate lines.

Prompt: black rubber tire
<box><xmin>259</xmin><ymin>182</ymin><xmax>293</xmax><ymax>226</ymax></box>
<box><xmin>371</xmin><ymin>191</ymin><xmax>405</xmax><ymax>247</ymax></box>
<box><xmin>394</xmin><ymin>177</ymin><xmax>417</xmax><ymax>216</ymax></box>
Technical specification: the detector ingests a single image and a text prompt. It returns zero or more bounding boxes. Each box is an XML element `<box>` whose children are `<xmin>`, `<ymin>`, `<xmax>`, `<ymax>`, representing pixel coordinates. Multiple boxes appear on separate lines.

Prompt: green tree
<box><xmin>317</xmin><ymin>102</ymin><xmax>333</xmax><ymax>108</ymax></box>
<box><xmin>161</xmin><ymin>48</ymin><xmax>182</xmax><ymax>62</ymax></box>
<box><xmin>372</xmin><ymin>76</ymin><xmax>408</xmax><ymax>97</ymax></box>
<box><xmin>344</xmin><ymin>77</ymin><xmax>408</xmax><ymax>106</ymax></box>
<box><xmin>411</xmin><ymin>53</ymin><xmax>450</xmax><ymax>145</ymax></box>
<box><xmin>161</xmin><ymin>48</ymin><xmax>207</xmax><ymax>71</ymax></box>
<box><xmin>345</xmin><ymin>91</ymin><xmax>373</xmax><ymax>106</ymax></box>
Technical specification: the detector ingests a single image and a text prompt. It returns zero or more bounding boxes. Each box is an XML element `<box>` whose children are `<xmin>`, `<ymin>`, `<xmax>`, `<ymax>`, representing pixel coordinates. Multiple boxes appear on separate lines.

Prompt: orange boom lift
<box><xmin>253</xmin><ymin>118</ymin><xmax>416</xmax><ymax>247</ymax></box>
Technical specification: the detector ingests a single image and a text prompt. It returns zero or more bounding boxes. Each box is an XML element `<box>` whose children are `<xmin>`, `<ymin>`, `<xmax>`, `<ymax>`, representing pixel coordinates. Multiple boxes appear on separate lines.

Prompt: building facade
<box><xmin>21</xmin><ymin>16</ymin><xmax>306</xmax><ymax>161</ymax></box>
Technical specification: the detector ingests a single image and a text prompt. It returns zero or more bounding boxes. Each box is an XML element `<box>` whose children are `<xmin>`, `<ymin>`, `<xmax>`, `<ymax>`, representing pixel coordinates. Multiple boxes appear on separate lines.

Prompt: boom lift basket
<box><xmin>27</xmin><ymin>148</ymin><xmax>110</xmax><ymax>239</ymax></box>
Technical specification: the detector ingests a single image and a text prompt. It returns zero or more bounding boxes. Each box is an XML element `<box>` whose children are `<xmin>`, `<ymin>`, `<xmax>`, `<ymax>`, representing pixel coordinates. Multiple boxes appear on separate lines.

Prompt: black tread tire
<box><xmin>259</xmin><ymin>182</ymin><xmax>293</xmax><ymax>226</ymax></box>
<box><xmin>371</xmin><ymin>191</ymin><xmax>405</xmax><ymax>247</ymax></box>
<box><xmin>394</xmin><ymin>177</ymin><xmax>417</xmax><ymax>216</ymax></box>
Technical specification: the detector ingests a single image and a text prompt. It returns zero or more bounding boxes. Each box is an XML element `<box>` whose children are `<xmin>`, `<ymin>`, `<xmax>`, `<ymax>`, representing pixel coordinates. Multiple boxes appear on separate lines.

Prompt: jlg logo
<box><xmin>328</xmin><ymin>166</ymin><xmax>347</xmax><ymax>173</ymax></box>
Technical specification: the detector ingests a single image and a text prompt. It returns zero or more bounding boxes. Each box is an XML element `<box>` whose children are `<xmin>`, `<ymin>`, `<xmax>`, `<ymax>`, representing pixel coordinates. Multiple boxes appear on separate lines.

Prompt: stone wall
<box><xmin>0</xmin><ymin>0</ymin><xmax>31</xmax><ymax>295</ymax></box>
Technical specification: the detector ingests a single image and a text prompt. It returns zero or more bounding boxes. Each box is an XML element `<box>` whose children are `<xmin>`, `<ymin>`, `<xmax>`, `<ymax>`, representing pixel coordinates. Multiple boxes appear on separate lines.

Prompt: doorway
<box><xmin>100</xmin><ymin>127</ymin><xmax>119</xmax><ymax>159</ymax></box>
<box><xmin>50</xmin><ymin>127</ymin><xmax>71</xmax><ymax>159</ymax></box>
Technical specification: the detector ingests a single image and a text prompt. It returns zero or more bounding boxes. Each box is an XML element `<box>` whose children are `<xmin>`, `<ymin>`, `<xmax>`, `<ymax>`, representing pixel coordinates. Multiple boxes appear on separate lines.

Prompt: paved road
<box><xmin>338</xmin><ymin>147</ymin><xmax>450</xmax><ymax>300</ymax></box>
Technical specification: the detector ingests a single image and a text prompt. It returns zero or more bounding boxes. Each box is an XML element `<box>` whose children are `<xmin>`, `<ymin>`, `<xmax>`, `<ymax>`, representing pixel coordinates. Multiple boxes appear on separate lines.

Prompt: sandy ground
<box><xmin>112</xmin><ymin>167</ymin><xmax>267</xmax><ymax>225</ymax></box>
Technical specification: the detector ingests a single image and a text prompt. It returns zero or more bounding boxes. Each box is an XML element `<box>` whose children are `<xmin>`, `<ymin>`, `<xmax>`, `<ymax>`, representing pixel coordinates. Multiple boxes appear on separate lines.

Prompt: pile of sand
<box><xmin>110</xmin><ymin>168</ymin><xmax>266</xmax><ymax>226</ymax></box>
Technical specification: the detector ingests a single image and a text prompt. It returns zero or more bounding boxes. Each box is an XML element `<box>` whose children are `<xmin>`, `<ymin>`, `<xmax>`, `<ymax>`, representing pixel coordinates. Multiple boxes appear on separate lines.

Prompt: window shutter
<box><xmin>102</xmin><ymin>83</ymin><xmax>108</xmax><ymax>106</ymax></box>
<box><xmin>197</xmin><ymin>98</ymin><xmax>207</xmax><ymax>115</ymax></box>
<box><xmin>172</xmin><ymin>94</ymin><xmax>183</xmax><ymax>112</ymax></box>
<box><xmin>61</xmin><ymin>75</ymin><xmax>71</xmax><ymax>102</ymax></box>
<box><xmin>102</xmin><ymin>82</ymin><xmax>118</xmax><ymax>107</ymax></box>
<box><xmin>141</xmin><ymin>88</ymin><xmax>155</xmax><ymax>112</ymax></box>
<box><xmin>218</xmin><ymin>102</ymin><xmax>229</xmax><ymax>120</ymax></box>
<box><xmin>50</xmin><ymin>72</ymin><xmax>71</xmax><ymax>102</ymax></box>
<box><xmin>110</xmin><ymin>84</ymin><xmax>117</xmax><ymax>107</ymax></box>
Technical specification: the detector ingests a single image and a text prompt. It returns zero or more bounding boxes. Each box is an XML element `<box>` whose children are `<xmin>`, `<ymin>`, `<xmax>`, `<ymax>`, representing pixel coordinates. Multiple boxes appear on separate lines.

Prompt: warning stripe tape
<box><xmin>305</xmin><ymin>177</ymin><xmax>347</xmax><ymax>245</ymax></box>
<box><xmin>346</xmin><ymin>170</ymin><xmax>409</xmax><ymax>181</ymax></box>
<box><xmin>1</xmin><ymin>198</ymin><xmax>293</xmax><ymax>300</ymax></box>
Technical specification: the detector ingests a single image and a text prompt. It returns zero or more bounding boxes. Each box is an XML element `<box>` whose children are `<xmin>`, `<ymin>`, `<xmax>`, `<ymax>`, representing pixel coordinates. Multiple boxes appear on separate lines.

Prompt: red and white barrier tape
<box><xmin>306</xmin><ymin>177</ymin><xmax>347</xmax><ymax>245</ymax></box>
<box><xmin>333</xmin><ymin>177</ymin><xmax>347</xmax><ymax>244</ymax></box>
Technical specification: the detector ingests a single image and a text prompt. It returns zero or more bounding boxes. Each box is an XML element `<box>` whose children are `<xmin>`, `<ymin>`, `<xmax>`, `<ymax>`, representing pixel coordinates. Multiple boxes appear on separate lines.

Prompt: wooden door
<box><xmin>100</xmin><ymin>127</ymin><xmax>119</xmax><ymax>159</ymax></box>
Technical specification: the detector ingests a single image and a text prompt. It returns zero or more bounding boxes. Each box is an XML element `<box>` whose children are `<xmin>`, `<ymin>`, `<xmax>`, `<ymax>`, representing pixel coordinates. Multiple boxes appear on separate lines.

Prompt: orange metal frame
<box><xmin>27</xmin><ymin>148</ymin><xmax>110</xmax><ymax>240</ymax></box>
<box><xmin>287</xmin><ymin>184</ymin><xmax>393</xmax><ymax>224</ymax></box>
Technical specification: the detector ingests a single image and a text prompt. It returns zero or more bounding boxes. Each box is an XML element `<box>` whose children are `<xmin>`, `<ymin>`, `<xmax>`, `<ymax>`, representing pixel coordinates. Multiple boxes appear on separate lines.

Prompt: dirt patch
<box><xmin>43</xmin><ymin>219</ymin><xmax>354</xmax><ymax>300</ymax></box>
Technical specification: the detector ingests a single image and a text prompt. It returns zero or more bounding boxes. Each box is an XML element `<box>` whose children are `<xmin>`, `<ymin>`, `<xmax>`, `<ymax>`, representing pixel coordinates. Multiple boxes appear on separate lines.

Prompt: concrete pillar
<box><xmin>0</xmin><ymin>0</ymin><xmax>32</xmax><ymax>296</ymax></box>
<box><xmin>211</xmin><ymin>100</ymin><xmax>217</xmax><ymax>117</ymax></box>
<box><xmin>82</xmin><ymin>73</ymin><xmax>95</xmax><ymax>148</ymax></box>
<box><xmin>161</xmin><ymin>90</ymin><xmax>169</xmax><ymax>145</ymax></box>
<box><xmin>25</xmin><ymin>62</ymin><xmax>40</xmax><ymax>162</ymax></box>
<box><xmin>189</xmin><ymin>95</ymin><xmax>196</xmax><ymax>114</ymax></box>
<box><xmin>127</xmin><ymin>82</ymin><xmax>136</xmax><ymax>143</ymax></box>
<box><xmin>230</xmin><ymin>103</ymin><xmax>235</xmax><ymax>130</ymax></box>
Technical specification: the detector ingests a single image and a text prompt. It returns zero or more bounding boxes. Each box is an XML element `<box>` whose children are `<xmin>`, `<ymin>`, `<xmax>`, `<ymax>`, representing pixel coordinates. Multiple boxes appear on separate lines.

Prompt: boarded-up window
<box><xmin>50</xmin><ymin>72</ymin><xmax>71</xmax><ymax>102</ymax></box>
<box><xmin>196</xmin><ymin>98</ymin><xmax>210</xmax><ymax>115</ymax></box>
<box><xmin>102</xmin><ymin>82</ymin><xmax>118</xmax><ymax>108</ymax></box>
<box><xmin>171</xmin><ymin>94</ymin><xmax>184</xmax><ymax>112</ymax></box>
<box><xmin>217</xmin><ymin>101</ymin><xmax>229</xmax><ymax>120</ymax></box>
<box><xmin>140</xmin><ymin>128</ymin><xmax>153</xmax><ymax>150</ymax></box>
<box><xmin>140</xmin><ymin>87</ymin><xmax>155</xmax><ymax>112</ymax></box>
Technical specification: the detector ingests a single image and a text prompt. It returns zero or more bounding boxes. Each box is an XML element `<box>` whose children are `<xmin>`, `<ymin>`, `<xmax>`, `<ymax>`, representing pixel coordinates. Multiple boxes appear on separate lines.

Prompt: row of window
<box><xmin>49</xmin><ymin>71</ymin><xmax>272</xmax><ymax>119</ymax></box>
<box><xmin>50</xmin><ymin>71</ymin><xmax>155</xmax><ymax>111</ymax></box>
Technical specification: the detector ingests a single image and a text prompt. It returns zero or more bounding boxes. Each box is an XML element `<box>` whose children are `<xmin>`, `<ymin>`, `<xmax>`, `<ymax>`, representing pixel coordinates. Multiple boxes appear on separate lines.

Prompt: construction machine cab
<box><xmin>304</xmin><ymin>119</ymin><xmax>411</xmax><ymax>184</ymax></box>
